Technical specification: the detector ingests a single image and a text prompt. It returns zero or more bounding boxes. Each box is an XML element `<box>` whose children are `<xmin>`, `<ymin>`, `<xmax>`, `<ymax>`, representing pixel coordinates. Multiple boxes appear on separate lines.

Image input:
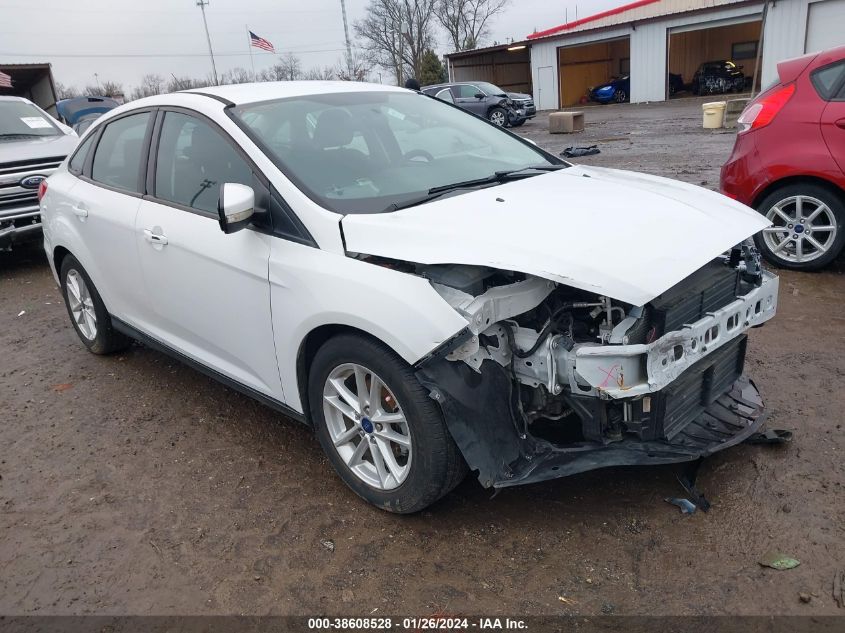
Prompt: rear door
<box><xmin>66</xmin><ymin>110</ymin><xmax>153</xmax><ymax>319</ymax></box>
<box><xmin>133</xmin><ymin>109</ymin><xmax>283</xmax><ymax>399</ymax></box>
<box><xmin>815</xmin><ymin>60</ymin><xmax>845</xmax><ymax>174</ymax></box>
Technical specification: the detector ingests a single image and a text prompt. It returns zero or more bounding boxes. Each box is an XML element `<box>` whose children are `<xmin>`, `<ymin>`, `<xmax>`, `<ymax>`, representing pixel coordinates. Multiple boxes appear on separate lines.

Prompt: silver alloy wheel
<box><xmin>615</xmin><ymin>90</ymin><xmax>627</xmax><ymax>103</ymax></box>
<box><xmin>322</xmin><ymin>363</ymin><xmax>412</xmax><ymax>490</ymax></box>
<box><xmin>65</xmin><ymin>269</ymin><xmax>97</xmax><ymax>341</ymax></box>
<box><xmin>762</xmin><ymin>195</ymin><xmax>838</xmax><ymax>264</ymax></box>
<box><xmin>489</xmin><ymin>110</ymin><xmax>506</xmax><ymax>126</ymax></box>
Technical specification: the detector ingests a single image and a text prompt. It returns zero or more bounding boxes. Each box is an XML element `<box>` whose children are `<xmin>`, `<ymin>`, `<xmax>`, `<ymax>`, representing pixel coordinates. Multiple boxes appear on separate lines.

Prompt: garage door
<box><xmin>806</xmin><ymin>0</ymin><xmax>845</xmax><ymax>54</ymax></box>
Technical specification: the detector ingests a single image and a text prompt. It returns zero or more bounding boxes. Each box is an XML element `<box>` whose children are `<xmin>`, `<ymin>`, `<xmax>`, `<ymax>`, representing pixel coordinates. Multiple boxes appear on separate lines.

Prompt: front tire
<box><xmin>754</xmin><ymin>183</ymin><xmax>845</xmax><ymax>271</ymax></box>
<box><xmin>308</xmin><ymin>334</ymin><xmax>466</xmax><ymax>513</ymax></box>
<box><xmin>60</xmin><ymin>255</ymin><xmax>131</xmax><ymax>354</ymax></box>
<box><xmin>487</xmin><ymin>107</ymin><xmax>508</xmax><ymax>127</ymax></box>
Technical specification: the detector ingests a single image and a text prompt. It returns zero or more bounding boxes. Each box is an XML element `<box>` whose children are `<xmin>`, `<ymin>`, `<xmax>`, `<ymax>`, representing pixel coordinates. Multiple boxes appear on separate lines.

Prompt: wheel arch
<box><xmin>295</xmin><ymin>324</ymin><xmax>406</xmax><ymax>425</ymax></box>
<box><xmin>53</xmin><ymin>245</ymin><xmax>72</xmax><ymax>275</ymax></box>
<box><xmin>752</xmin><ymin>175</ymin><xmax>845</xmax><ymax>209</ymax></box>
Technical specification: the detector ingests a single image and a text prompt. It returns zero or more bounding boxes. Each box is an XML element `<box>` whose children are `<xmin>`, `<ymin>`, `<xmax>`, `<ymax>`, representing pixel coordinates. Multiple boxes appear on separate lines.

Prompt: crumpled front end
<box><xmin>410</xmin><ymin>245</ymin><xmax>777</xmax><ymax>488</ymax></box>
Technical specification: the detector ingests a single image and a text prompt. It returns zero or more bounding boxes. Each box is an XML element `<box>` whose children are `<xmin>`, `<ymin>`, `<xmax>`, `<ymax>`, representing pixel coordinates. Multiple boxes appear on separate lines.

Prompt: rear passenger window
<box><xmin>811</xmin><ymin>61</ymin><xmax>845</xmax><ymax>100</ymax></box>
<box><xmin>154</xmin><ymin>112</ymin><xmax>252</xmax><ymax>214</ymax></box>
<box><xmin>91</xmin><ymin>112</ymin><xmax>150</xmax><ymax>192</ymax></box>
<box><xmin>68</xmin><ymin>133</ymin><xmax>96</xmax><ymax>174</ymax></box>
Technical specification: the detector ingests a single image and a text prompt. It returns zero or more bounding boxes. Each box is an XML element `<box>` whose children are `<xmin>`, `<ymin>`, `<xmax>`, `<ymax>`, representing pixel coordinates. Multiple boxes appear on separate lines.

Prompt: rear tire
<box><xmin>59</xmin><ymin>255</ymin><xmax>131</xmax><ymax>354</ymax></box>
<box><xmin>308</xmin><ymin>334</ymin><xmax>466</xmax><ymax>513</ymax></box>
<box><xmin>754</xmin><ymin>182</ymin><xmax>845</xmax><ymax>271</ymax></box>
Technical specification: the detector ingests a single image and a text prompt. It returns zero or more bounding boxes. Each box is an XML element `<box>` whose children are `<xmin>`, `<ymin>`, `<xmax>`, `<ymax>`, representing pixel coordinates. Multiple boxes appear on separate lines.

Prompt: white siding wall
<box><xmin>530</xmin><ymin>2</ymin><xmax>768</xmax><ymax>107</ymax></box>
<box><xmin>529</xmin><ymin>40</ymin><xmax>559</xmax><ymax>111</ymax></box>
<box><xmin>760</xmin><ymin>0</ymin><xmax>823</xmax><ymax>86</ymax></box>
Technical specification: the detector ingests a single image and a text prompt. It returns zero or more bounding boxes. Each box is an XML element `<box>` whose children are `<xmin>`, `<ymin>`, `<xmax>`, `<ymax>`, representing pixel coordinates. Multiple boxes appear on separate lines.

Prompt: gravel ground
<box><xmin>1</xmin><ymin>98</ymin><xmax>844</xmax><ymax>618</ymax></box>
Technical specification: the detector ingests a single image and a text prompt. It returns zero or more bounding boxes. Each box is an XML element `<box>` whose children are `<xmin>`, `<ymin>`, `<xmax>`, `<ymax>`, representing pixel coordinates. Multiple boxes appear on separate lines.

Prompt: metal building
<box><xmin>445</xmin><ymin>0</ymin><xmax>845</xmax><ymax>111</ymax></box>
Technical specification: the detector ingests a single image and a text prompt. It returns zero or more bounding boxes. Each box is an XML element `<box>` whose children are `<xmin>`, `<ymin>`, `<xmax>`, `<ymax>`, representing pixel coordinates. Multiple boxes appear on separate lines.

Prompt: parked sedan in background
<box><xmin>590</xmin><ymin>76</ymin><xmax>630</xmax><ymax>104</ymax></box>
<box><xmin>422</xmin><ymin>81</ymin><xmax>524</xmax><ymax>127</ymax></box>
<box><xmin>41</xmin><ymin>81</ymin><xmax>777</xmax><ymax>513</ymax></box>
<box><xmin>721</xmin><ymin>45</ymin><xmax>845</xmax><ymax>270</ymax></box>
<box><xmin>692</xmin><ymin>60</ymin><xmax>746</xmax><ymax>95</ymax></box>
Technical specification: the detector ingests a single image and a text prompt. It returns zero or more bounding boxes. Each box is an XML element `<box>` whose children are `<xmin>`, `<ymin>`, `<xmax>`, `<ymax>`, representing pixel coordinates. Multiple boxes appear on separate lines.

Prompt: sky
<box><xmin>0</xmin><ymin>0</ymin><xmax>621</xmax><ymax>92</ymax></box>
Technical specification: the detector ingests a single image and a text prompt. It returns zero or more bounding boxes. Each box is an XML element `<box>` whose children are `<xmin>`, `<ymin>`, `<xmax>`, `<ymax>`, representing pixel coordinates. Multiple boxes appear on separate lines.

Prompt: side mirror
<box><xmin>474</xmin><ymin>93</ymin><xmax>485</xmax><ymax>99</ymax></box>
<box><xmin>217</xmin><ymin>183</ymin><xmax>255</xmax><ymax>234</ymax></box>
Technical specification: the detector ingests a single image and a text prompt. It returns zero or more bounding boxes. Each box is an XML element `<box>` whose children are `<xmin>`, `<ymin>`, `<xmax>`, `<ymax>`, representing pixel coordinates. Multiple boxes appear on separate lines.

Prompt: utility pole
<box><xmin>339</xmin><ymin>0</ymin><xmax>354</xmax><ymax>80</ymax></box>
<box><xmin>398</xmin><ymin>15</ymin><xmax>405</xmax><ymax>86</ymax></box>
<box><xmin>196</xmin><ymin>0</ymin><xmax>219</xmax><ymax>86</ymax></box>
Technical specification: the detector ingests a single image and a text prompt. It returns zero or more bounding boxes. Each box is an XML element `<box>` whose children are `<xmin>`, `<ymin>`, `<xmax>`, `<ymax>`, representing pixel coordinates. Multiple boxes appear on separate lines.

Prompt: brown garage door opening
<box><xmin>448</xmin><ymin>45</ymin><xmax>532</xmax><ymax>95</ymax></box>
<box><xmin>668</xmin><ymin>19</ymin><xmax>762</xmax><ymax>99</ymax></box>
<box><xmin>558</xmin><ymin>37</ymin><xmax>631</xmax><ymax>107</ymax></box>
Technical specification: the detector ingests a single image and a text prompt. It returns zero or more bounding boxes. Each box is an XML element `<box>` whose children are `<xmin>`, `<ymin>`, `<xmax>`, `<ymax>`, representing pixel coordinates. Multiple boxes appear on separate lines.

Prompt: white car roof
<box><xmin>186</xmin><ymin>81</ymin><xmax>408</xmax><ymax>105</ymax></box>
<box><xmin>0</xmin><ymin>95</ymin><xmax>33</xmax><ymax>103</ymax></box>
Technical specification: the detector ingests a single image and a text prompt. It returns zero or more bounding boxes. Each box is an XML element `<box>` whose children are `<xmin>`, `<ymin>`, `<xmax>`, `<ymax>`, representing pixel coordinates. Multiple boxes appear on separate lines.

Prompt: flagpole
<box><xmin>247</xmin><ymin>25</ymin><xmax>255</xmax><ymax>75</ymax></box>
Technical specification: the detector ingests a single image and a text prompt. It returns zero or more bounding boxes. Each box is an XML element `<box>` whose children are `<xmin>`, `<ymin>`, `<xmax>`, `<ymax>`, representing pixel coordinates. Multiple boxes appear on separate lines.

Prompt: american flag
<box><xmin>0</xmin><ymin>71</ymin><xmax>12</xmax><ymax>88</ymax></box>
<box><xmin>250</xmin><ymin>31</ymin><xmax>275</xmax><ymax>53</ymax></box>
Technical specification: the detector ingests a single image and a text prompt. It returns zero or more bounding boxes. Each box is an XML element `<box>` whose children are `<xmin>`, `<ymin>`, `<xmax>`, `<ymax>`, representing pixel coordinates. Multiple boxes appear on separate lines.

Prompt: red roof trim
<box><xmin>527</xmin><ymin>0</ymin><xmax>662</xmax><ymax>40</ymax></box>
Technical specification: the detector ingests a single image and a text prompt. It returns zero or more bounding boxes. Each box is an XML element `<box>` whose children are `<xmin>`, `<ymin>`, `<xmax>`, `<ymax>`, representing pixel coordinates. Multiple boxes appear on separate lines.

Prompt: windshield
<box><xmin>231</xmin><ymin>91</ymin><xmax>555</xmax><ymax>214</ymax></box>
<box><xmin>0</xmin><ymin>101</ymin><xmax>62</xmax><ymax>139</ymax></box>
<box><xmin>474</xmin><ymin>82</ymin><xmax>508</xmax><ymax>97</ymax></box>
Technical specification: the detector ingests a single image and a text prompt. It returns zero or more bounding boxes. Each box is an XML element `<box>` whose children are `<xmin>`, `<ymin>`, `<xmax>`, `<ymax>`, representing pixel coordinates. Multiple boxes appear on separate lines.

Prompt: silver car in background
<box><xmin>1</xmin><ymin>96</ymin><xmax>78</xmax><ymax>250</ymax></box>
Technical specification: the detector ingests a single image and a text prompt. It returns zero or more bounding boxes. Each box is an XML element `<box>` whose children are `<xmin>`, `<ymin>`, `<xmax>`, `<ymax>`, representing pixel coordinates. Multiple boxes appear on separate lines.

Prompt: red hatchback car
<box><xmin>721</xmin><ymin>45</ymin><xmax>845</xmax><ymax>271</ymax></box>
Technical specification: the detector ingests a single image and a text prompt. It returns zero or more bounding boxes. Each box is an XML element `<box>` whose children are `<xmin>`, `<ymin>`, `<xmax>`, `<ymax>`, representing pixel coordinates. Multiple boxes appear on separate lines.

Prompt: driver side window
<box><xmin>154</xmin><ymin>112</ymin><xmax>253</xmax><ymax>214</ymax></box>
<box><xmin>455</xmin><ymin>85</ymin><xmax>481</xmax><ymax>98</ymax></box>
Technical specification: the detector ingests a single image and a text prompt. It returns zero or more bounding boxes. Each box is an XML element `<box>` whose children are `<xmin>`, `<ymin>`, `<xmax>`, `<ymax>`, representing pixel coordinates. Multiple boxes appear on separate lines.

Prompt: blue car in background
<box><xmin>56</xmin><ymin>96</ymin><xmax>119</xmax><ymax>135</ymax></box>
<box><xmin>589</xmin><ymin>76</ymin><xmax>630</xmax><ymax>104</ymax></box>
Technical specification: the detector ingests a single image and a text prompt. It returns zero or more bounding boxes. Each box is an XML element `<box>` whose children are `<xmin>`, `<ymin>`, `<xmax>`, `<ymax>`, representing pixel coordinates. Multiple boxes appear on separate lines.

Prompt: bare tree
<box><xmin>167</xmin><ymin>75</ymin><xmax>198</xmax><ymax>92</ymax></box>
<box><xmin>260</xmin><ymin>53</ymin><xmax>303</xmax><ymax>81</ymax></box>
<box><xmin>304</xmin><ymin>66</ymin><xmax>336</xmax><ymax>81</ymax></box>
<box><xmin>336</xmin><ymin>53</ymin><xmax>372</xmax><ymax>82</ymax></box>
<box><xmin>220</xmin><ymin>67</ymin><xmax>256</xmax><ymax>84</ymax></box>
<box><xmin>55</xmin><ymin>82</ymin><xmax>80</xmax><ymax>100</ymax></box>
<box><xmin>355</xmin><ymin>0</ymin><xmax>437</xmax><ymax>85</ymax></box>
<box><xmin>130</xmin><ymin>73</ymin><xmax>165</xmax><ymax>100</ymax></box>
<box><xmin>436</xmin><ymin>0</ymin><xmax>509</xmax><ymax>51</ymax></box>
<box><xmin>100</xmin><ymin>80</ymin><xmax>124</xmax><ymax>98</ymax></box>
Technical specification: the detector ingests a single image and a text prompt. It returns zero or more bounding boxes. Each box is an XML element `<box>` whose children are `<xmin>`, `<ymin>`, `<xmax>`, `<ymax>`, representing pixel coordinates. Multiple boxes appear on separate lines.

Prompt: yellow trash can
<box><xmin>702</xmin><ymin>101</ymin><xmax>727</xmax><ymax>129</ymax></box>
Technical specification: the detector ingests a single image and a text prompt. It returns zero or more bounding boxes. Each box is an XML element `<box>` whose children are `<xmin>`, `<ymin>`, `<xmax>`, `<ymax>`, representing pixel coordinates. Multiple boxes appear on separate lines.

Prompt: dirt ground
<box><xmin>1</xmin><ymin>98</ymin><xmax>844</xmax><ymax>618</ymax></box>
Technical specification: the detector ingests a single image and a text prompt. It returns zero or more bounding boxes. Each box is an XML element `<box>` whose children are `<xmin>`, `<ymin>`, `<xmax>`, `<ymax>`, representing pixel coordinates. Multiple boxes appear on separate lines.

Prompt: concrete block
<box><xmin>549</xmin><ymin>111</ymin><xmax>585</xmax><ymax>134</ymax></box>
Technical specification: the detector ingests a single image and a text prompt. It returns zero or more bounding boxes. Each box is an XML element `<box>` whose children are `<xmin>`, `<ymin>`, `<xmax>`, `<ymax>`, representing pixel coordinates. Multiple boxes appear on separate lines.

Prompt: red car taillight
<box><xmin>37</xmin><ymin>179</ymin><xmax>48</xmax><ymax>202</ymax></box>
<box><xmin>737</xmin><ymin>83</ymin><xmax>795</xmax><ymax>133</ymax></box>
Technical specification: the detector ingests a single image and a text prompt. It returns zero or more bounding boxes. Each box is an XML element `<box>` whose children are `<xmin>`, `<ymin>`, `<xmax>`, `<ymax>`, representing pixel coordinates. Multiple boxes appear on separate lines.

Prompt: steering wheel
<box><xmin>402</xmin><ymin>149</ymin><xmax>435</xmax><ymax>163</ymax></box>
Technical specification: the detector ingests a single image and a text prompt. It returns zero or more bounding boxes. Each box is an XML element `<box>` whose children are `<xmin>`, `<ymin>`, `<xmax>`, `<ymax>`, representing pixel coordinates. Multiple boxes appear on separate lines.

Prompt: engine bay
<box><xmin>407</xmin><ymin>243</ymin><xmax>777</xmax><ymax>449</ymax></box>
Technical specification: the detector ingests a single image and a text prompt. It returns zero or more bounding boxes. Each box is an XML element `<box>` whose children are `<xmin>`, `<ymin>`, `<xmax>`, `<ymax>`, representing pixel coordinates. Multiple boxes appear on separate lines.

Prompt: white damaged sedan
<box><xmin>40</xmin><ymin>82</ymin><xmax>778</xmax><ymax>512</ymax></box>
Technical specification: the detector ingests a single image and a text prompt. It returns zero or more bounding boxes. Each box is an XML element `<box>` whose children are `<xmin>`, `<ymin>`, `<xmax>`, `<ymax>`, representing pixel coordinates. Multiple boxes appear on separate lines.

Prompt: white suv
<box><xmin>41</xmin><ymin>82</ymin><xmax>778</xmax><ymax>513</ymax></box>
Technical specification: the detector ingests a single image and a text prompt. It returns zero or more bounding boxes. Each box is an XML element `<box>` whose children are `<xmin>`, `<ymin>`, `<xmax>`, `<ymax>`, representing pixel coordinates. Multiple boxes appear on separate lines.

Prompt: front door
<box><xmin>453</xmin><ymin>84</ymin><xmax>486</xmax><ymax>116</ymax></box>
<box><xmin>134</xmin><ymin>110</ymin><xmax>283</xmax><ymax>399</ymax></box>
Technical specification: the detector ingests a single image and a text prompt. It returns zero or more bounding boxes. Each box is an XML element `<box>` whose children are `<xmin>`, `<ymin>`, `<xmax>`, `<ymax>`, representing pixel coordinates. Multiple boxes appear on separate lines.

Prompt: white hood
<box><xmin>341</xmin><ymin>165</ymin><xmax>770</xmax><ymax>306</ymax></box>
<box><xmin>0</xmin><ymin>133</ymin><xmax>79</xmax><ymax>164</ymax></box>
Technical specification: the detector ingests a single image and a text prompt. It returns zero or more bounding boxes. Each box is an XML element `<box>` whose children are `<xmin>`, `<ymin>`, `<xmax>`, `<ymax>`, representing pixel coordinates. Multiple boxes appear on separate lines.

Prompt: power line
<box><xmin>0</xmin><ymin>3</ymin><xmax>337</xmax><ymax>14</ymax></box>
<box><xmin>0</xmin><ymin>49</ymin><xmax>348</xmax><ymax>58</ymax></box>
